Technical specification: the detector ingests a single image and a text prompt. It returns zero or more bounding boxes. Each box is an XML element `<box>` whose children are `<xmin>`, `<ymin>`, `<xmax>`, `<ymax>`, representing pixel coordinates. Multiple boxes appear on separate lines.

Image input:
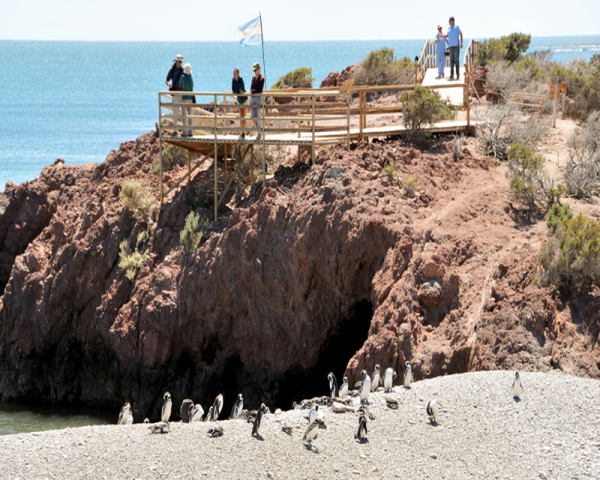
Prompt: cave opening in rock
<box><xmin>275</xmin><ymin>300</ymin><xmax>373</xmax><ymax>409</ymax></box>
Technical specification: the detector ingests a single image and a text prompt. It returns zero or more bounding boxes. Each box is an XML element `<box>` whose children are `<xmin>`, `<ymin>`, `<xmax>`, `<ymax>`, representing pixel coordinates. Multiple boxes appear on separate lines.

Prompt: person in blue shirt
<box><xmin>166</xmin><ymin>54</ymin><xmax>184</xmax><ymax>136</ymax></box>
<box><xmin>434</xmin><ymin>25</ymin><xmax>449</xmax><ymax>79</ymax></box>
<box><xmin>178</xmin><ymin>63</ymin><xmax>194</xmax><ymax>137</ymax></box>
<box><xmin>232</xmin><ymin>67</ymin><xmax>248</xmax><ymax>139</ymax></box>
<box><xmin>446</xmin><ymin>17</ymin><xmax>463</xmax><ymax>81</ymax></box>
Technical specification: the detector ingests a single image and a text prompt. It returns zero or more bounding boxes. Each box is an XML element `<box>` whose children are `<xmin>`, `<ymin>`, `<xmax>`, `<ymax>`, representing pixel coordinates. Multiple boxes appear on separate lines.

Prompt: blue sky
<box><xmin>1</xmin><ymin>0</ymin><xmax>598</xmax><ymax>41</ymax></box>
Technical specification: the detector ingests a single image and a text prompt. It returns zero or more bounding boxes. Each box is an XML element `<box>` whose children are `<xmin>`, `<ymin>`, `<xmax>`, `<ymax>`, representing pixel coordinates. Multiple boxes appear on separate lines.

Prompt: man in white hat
<box><xmin>166</xmin><ymin>55</ymin><xmax>184</xmax><ymax>136</ymax></box>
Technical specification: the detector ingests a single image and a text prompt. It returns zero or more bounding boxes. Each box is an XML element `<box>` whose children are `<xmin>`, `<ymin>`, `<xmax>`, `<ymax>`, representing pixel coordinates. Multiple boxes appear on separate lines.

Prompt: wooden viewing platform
<box><xmin>157</xmin><ymin>40</ymin><xmax>480</xmax><ymax>219</ymax></box>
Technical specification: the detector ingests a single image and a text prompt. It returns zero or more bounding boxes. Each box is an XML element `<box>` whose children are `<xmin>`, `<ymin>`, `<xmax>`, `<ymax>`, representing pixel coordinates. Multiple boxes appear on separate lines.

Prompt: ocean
<box><xmin>0</xmin><ymin>35</ymin><xmax>599</xmax><ymax>190</ymax></box>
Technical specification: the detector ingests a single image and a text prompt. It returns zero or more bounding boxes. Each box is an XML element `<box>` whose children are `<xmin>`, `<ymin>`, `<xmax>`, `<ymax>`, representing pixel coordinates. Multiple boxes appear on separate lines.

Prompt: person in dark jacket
<box><xmin>232</xmin><ymin>67</ymin><xmax>248</xmax><ymax>139</ymax></box>
<box><xmin>179</xmin><ymin>63</ymin><xmax>195</xmax><ymax>137</ymax></box>
<box><xmin>250</xmin><ymin>62</ymin><xmax>265</xmax><ymax>140</ymax></box>
<box><xmin>166</xmin><ymin>54</ymin><xmax>184</xmax><ymax>136</ymax></box>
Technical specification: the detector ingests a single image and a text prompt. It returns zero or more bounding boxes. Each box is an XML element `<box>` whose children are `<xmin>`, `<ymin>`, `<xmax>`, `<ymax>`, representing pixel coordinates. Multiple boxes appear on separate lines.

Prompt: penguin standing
<box><xmin>339</xmin><ymin>377</ymin><xmax>349</xmax><ymax>399</ymax></box>
<box><xmin>359</xmin><ymin>370</ymin><xmax>371</xmax><ymax>404</ymax></box>
<box><xmin>426</xmin><ymin>400</ymin><xmax>440</xmax><ymax>424</ymax></box>
<box><xmin>512</xmin><ymin>372</ymin><xmax>524</xmax><ymax>399</ymax></box>
<box><xmin>229</xmin><ymin>394</ymin><xmax>244</xmax><ymax>420</ymax></box>
<box><xmin>161</xmin><ymin>392</ymin><xmax>172</xmax><ymax>422</ymax></box>
<box><xmin>252</xmin><ymin>404</ymin><xmax>267</xmax><ymax>438</ymax></box>
<box><xmin>127</xmin><ymin>413</ymin><xmax>133</xmax><ymax>425</ymax></box>
<box><xmin>371</xmin><ymin>365</ymin><xmax>381</xmax><ymax>392</ymax></box>
<box><xmin>355</xmin><ymin>413</ymin><xmax>368</xmax><ymax>440</ymax></box>
<box><xmin>327</xmin><ymin>373</ymin><xmax>339</xmax><ymax>398</ymax></box>
<box><xmin>204</xmin><ymin>406</ymin><xmax>213</xmax><ymax>422</ymax></box>
<box><xmin>403</xmin><ymin>361</ymin><xmax>413</xmax><ymax>388</ymax></box>
<box><xmin>308</xmin><ymin>404</ymin><xmax>319</xmax><ymax>425</ymax></box>
<box><xmin>180</xmin><ymin>399</ymin><xmax>194</xmax><ymax>423</ymax></box>
<box><xmin>117</xmin><ymin>402</ymin><xmax>131</xmax><ymax>425</ymax></box>
<box><xmin>191</xmin><ymin>404</ymin><xmax>204</xmax><ymax>422</ymax></box>
<box><xmin>384</xmin><ymin>367</ymin><xmax>397</xmax><ymax>393</ymax></box>
<box><xmin>211</xmin><ymin>394</ymin><xmax>224</xmax><ymax>421</ymax></box>
<box><xmin>302</xmin><ymin>418</ymin><xmax>326</xmax><ymax>449</ymax></box>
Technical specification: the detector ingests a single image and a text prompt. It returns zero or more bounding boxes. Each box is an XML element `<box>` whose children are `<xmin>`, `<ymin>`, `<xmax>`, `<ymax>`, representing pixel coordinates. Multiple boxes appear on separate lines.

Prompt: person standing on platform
<box><xmin>232</xmin><ymin>67</ymin><xmax>248</xmax><ymax>139</ymax></box>
<box><xmin>179</xmin><ymin>63</ymin><xmax>195</xmax><ymax>137</ymax></box>
<box><xmin>435</xmin><ymin>25</ymin><xmax>449</xmax><ymax>79</ymax></box>
<box><xmin>166</xmin><ymin>55</ymin><xmax>184</xmax><ymax>136</ymax></box>
<box><xmin>447</xmin><ymin>17</ymin><xmax>463</xmax><ymax>81</ymax></box>
<box><xmin>250</xmin><ymin>62</ymin><xmax>265</xmax><ymax>140</ymax></box>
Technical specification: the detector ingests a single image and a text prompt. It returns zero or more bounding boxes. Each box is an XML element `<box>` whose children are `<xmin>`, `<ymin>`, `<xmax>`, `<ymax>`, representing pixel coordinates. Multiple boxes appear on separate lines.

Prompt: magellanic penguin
<box><xmin>251</xmin><ymin>403</ymin><xmax>267</xmax><ymax>438</ymax></box>
<box><xmin>339</xmin><ymin>377</ymin><xmax>349</xmax><ymax>399</ymax></box>
<box><xmin>512</xmin><ymin>372</ymin><xmax>524</xmax><ymax>399</ymax></box>
<box><xmin>117</xmin><ymin>402</ymin><xmax>131</xmax><ymax>425</ymax></box>
<box><xmin>149</xmin><ymin>421</ymin><xmax>170</xmax><ymax>434</ymax></box>
<box><xmin>308</xmin><ymin>404</ymin><xmax>319</xmax><ymax>425</ymax></box>
<box><xmin>127</xmin><ymin>413</ymin><xmax>133</xmax><ymax>425</ymax></box>
<box><xmin>371</xmin><ymin>365</ymin><xmax>381</xmax><ymax>392</ymax></box>
<box><xmin>328</xmin><ymin>372</ymin><xmax>339</xmax><ymax>398</ymax></box>
<box><xmin>161</xmin><ymin>392</ymin><xmax>172</xmax><ymax>422</ymax></box>
<box><xmin>384</xmin><ymin>367</ymin><xmax>397</xmax><ymax>393</ymax></box>
<box><xmin>143</xmin><ymin>418</ymin><xmax>150</xmax><ymax>424</ymax></box>
<box><xmin>229</xmin><ymin>394</ymin><xmax>244</xmax><ymax>420</ymax></box>
<box><xmin>360</xmin><ymin>370</ymin><xmax>371</xmax><ymax>404</ymax></box>
<box><xmin>426</xmin><ymin>399</ymin><xmax>442</xmax><ymax>425</ymax></box>
<box><xmin>302</xmin><ymin>418</ymin><xmax>326</xmax><ymax>450</ymax></box>
<box><xmin>211</xmin><ymin>394</ymin><xmax>224</xmax><ymax>421</ymax></box>
<box><xmin>355</xmin><ymin>413</ymin><xmax>368</xmax><ymax>441</ymax></box>
<box><xmin>180</xmin><ymin>399</ymin><xmax>194</xmax><ymax>423</ymax></box>
<box><xmin>403</xmin><ymin>361</ymin><xmax>413</xmax><ymax>388</ymax></box>
<box><xmin>204</xmin><ymin>406</ymin><xmax>214</xmax><ymax>422</ymax></box>
<box><xmin>191</xmin><ymin>404</ymin><xmax>204</xmax><ymax>422</ymax></box>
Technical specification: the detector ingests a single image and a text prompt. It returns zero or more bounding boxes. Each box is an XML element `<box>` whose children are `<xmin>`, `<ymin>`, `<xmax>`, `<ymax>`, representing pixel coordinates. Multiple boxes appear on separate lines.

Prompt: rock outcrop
<box><xmin>1</xmin><ymin>131</ymin><xmax>599</xmax><ymax>420</ymax></box>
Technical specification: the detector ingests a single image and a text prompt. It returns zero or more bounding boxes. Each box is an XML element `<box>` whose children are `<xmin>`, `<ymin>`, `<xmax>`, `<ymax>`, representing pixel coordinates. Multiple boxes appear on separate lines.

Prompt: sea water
<box><xmin>0</xmin><ymin>36</ymin><xmax>599</xmax><ymax>189</ymax></box>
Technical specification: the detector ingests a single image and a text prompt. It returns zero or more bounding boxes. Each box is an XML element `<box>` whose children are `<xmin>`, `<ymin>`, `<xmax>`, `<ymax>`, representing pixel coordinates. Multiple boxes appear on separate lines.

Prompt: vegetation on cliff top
<box><xmin>272</xmin><ymin>68</ymin><xmax>314</xmax><ymax>89</ymax></box>
<box><xmin>354</xmin><ymin>48</ymin><xmax>414</xmax><ymax>86</ymax></box>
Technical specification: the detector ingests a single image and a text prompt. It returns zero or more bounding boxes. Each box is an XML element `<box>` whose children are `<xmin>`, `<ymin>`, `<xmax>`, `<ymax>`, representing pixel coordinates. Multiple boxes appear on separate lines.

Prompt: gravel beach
<box><xmin>2</xmin><ymin>370</ymin><xmax>599</xmax><ymax>479</ymax></box>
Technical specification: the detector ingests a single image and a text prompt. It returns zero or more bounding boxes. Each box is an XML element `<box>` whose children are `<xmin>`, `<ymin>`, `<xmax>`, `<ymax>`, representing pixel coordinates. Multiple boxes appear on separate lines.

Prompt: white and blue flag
<box><xmin>238</xmin><ymin>16</ymin><xmax>263</xmax><ymax>47</ymax></box>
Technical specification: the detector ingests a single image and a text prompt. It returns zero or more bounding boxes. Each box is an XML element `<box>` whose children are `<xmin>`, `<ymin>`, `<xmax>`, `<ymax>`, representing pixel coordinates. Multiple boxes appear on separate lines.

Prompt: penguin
<box><xmin>211</xmin><ymin>394</ymin><xmax>224</xmax><ymax>421</ymax></box>
<box><xmin>180</xmin><ymin>399</ymin><xmax>194</xmax><ymax>423</ymax></box>
<box><xmin>229</xmin><ymin>394</ymin><xmax>244</xmax><ymax>420</ymax></box>
<box><xmin>161</xmin><ymin>392</ymin><xmax>172</xmax><ymax>422</ymax></box>
<box><xmin>386</xmin><ymin>397</ymin><xmax>399</xmax><ymax>410</ymax></box>
<box><xmin>252</xmin><ymin>403</ymin><xmax>267</xmax><ymax>438</ymax></box>
<box><xmin>127</xmin><ymin>413</ymin><xmax>133</xmax><ymax>425</ymax></box>
<box><xmin>191</xmin><ymin>404</ymin><xmax>204</xmax><ymax>422</ymax></box>
<box><xmin>404</xmin><ymin>361</ymin><xmax>413</xmax><ymax>388</ymax></box>
<box><xmin>426</xmin><ymin>400</ymin><xmax>440</xmax><ymax>424</ymax></box>
<box><xmin>149</xmin><ymin>421</ymin><xmax>170</xmax><ymax>434</ymax></box>
<box><xmin>204</xmin><ymin>407</ymin><xmax>213</xmax><ymax>422</ymax></box>
<box><xmin>208</xmin><ymin>425</ymin><xmax>224</xmax><ymax>438</ymax></box>
<box><xmin>384</xmin><ymin>367</ymin><xmax>397</xmax><ymax>392</ymax></box>
<box><xmin>117</xmin><ymin>402</ymin><xmax>131</xmax><ymax>425</ymax></box>
<box><xmin>512</xmin><ymin>372</ymin><xmax>524</xmax><ymax>399</ymax></box>
<box><xmin>328</xmin><ymin>372</ymin><xmax>339</xmax><ymax>398</ymax></box>
<box><xmin>359</xmin><ymin>370</ymin><xmax>371</xmax><ymax>404</ymax></box>
<box><xmin>371</xmin><ymin>365</ymin><xmax>381</xmax><ymax>392</ymax></box>
<box><xmin>339</xmin><ymin>377</ymin><xmax>349</xmax><ymax>399</ymax></box>
<box><xmin>143</xmin><ymin>418</ymin><xmax>149</xmax><ymax>424</ymax></box>
<box><xmin>355</xmin><ymin>413</ymin><xmax>368</xmax><ymax>440</ymax></box>
<box><xmin>308</xmin><ymin>404</ymin><xmax>319</xmax><ymax>425</ymax></box>
<box><xmin>302</xmin><ymin>418</ymin><xmax>326</xmax><ymax>449</ymax></box>
<box><xmin>282</xmin><ymin>422</ymin><xmax>293</xmax><ymax>435</ymax></box>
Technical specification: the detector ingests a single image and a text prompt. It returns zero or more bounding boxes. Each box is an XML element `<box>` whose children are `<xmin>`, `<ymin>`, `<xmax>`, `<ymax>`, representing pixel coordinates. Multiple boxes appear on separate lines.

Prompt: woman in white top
<box><xmin>434</xmin><ymin>25</ymin><xmax>449</xmax><ymax>79</ymax></box>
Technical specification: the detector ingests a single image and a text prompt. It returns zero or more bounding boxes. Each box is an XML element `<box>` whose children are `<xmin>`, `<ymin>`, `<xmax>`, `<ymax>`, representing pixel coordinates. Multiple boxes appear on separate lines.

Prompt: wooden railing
<box><xmin>416</xmin><ymin>39</ymin><xmax>479</xmax><ymax>85</ymax></box>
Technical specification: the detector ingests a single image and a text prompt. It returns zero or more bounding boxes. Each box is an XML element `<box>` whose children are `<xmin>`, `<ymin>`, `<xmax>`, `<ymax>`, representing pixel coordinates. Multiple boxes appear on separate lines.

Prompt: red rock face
<box><xmin>0</xmin><ymin>132</ymin><xmax>598</xmax><ymax>419</ymax></box>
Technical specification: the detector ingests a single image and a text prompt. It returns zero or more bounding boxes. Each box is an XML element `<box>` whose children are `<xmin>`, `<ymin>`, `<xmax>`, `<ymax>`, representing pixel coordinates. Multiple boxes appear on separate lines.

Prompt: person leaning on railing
<box><xmin>178</xmin><ymin>63</ymin><xmax>195</xmax><ymax>137</ymax></box>
<box><xmin>250</xmin><ymin>62</ymin><xmax>265</xmax><ymax>140</ymax></box>
<box><xmin>446</xmin><ymin>17</ymin><xmax>463</xmax><ymax>81</ymax></box>
<box><xmin>232</xmin><ymin>67</ymin><xmax>248</xmax><ymax>139</ymax></box>
<box><xmin>166</xmin><ymin>54</ymin><xmax>184</xmax><ymax>136</ymax></box>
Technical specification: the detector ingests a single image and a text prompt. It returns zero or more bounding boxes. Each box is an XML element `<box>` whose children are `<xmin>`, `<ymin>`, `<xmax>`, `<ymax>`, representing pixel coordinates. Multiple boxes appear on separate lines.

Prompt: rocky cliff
<box><xmin>0</xmin><ymin>132</ymin><xmax>598</xmax><ymax>419</ymax></box>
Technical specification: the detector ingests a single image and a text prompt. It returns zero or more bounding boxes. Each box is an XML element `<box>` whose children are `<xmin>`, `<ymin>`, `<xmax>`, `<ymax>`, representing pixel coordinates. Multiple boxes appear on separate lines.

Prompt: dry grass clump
<box><xmin>118</xmin><ymin>231</ymin><xmax>148</xmax><ymax>282</ymax></box>
<box><xmin>120</xmin><ymin>179</ymin><xmax>156</xmax><ymax>222</ymax></box>
<box><xmin>564</xmin><ymin>111</ymin><xmax>600</xmax><ymax>198</ymax></box>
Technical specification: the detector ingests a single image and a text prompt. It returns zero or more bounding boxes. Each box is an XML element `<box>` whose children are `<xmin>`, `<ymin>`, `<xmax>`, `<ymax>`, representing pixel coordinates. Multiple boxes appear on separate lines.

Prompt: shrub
<box><xmin>120</xmin><ymin>179</ymin><xmax>156</xmax><ymax>222</ymax></box>
<box><xmin>485</xmin><ymin>61</ymin><xmax>542</xmax><ymax>102</ymax></box>
<box><xmin>475</xmin><ymin>33</ymin><xmax>532</xmax><ymax>66</ymax></box>
<box><xmin>539</xmin><ymin>214</ymin><xmax>600</xmax><ymax>289</ymax></box>
<box><xmin>402</xmin><ymin>175</ymin><xmax>418</xmax><ymax>197</ymax></box>
<box><xmin>272</xmin><ymin>67</ymin><xmax>314</xmax><ymax>89</ymax></box>
<box><xmin>546</xmin><ymin>203</ymin><xmax>573</xmax><ymax>232</ymax></box>
<box><xmin>400</xmin><ymin>86</ymin><xmax>455</xmax><ymax>137</ymax></box>
<box><xmin>381</xmin><ymin>162</ymin><xmax>395</xmax><ymax>178</ymax></box>
<box><xmin>180</xmin><ymin>211</ymin><xmax>208</xmax><ymax>253</ymax></box>
<box><xmin>118</xmin><ymin>231</ymin><xmax>148</xmax><ymax>282</ymax></box>
<box><xmin>152</xmin><ymin>144</ymin><xmax>188</xmax><ymax>175</ymax></box>
<box><xmin>354</xmin><ymin>48</ymin><xmax>414</xmax><ymax>86</ymax></box>
<box><xmin>564</xmin><ymin>111</ymin><xmax>600</xmax><ymax>198</ymax></box>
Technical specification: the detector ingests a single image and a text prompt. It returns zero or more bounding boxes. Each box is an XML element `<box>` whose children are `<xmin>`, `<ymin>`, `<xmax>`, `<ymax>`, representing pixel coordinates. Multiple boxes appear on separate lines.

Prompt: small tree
<box><xmin>272</xmin><ymin>68</ymin><xmax>314</xmax><ymax>89</ymax></box>
<box><xmin>475</xmin><ymin>32</ymin><xmax>532</xmax><ymax>66</ymax></box>
<box><xmin>354</xmin><ymin>48</ymin><xmax>415</xmax><ymax>86</ymax></box>
<box><xmin>400</xmin><ymin>86</ymin><xmax>455</xmax><ymax>137</ymax></box>
<box><xmin>180</xmin><ymin>211</ymin><xmax>208</xmax><ymax>253</ymax></box>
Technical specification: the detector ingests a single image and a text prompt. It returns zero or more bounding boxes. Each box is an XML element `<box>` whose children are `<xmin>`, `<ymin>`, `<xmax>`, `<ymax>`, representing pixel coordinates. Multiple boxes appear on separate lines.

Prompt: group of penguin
<box><xmin>117</xmin><ymin>361</ymin><xmax>526</xmax><ymax>447</ymax></box>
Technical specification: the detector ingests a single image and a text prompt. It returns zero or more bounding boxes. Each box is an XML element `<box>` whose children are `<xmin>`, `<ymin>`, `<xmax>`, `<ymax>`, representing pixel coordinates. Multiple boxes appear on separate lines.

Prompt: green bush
<box><xmin>180</xmin><ymin>211</ymin><xmax>208</xmax><ymax>253</ymax></box>
<box><xmin>546</xmin><ymin>203</ymin><xmax>573</xmax><ymax>232</ymax></box>
<box><xmin>539</xmin><ymin>214</ymin><xmax>600</xmax><ymax>289</ymax></box>
<box><xmin>381</xmin><ymin>162</ymin><xmax>395</xmax><ymax>178</ymax></box>
<box><xmin>402</xmin><ymin>175</ymin><xmax>418</xmax><ymax>197</ymax></box>
<box><xmin>475</xmin><ymin>33</ymin><xmax>531</xmax><ymax>66</ymax></box>
<box><xmin>118</xmin><ymin>231</ymin><xmax>148</xmax><ymax>282</ymax></box>
<box><xmin>564</xmin><ymin>111</ymin><xmax>600</xmax><ymax>198</ymax></box>
<box><xmin>354</xmin><ymin>48</ymin><xmax>415</xmax><ymax>86</ymax></box>
<box><xmin>152</xmin><ymin>145</ymin><xmax>188</xmax><ymax>175</ymax></box>
<box><xmin>272</xmin><ymin>68</ymin><xmax>314</xmax><ymax>89</ymax></box>
<box><xmin>120</xmin><ymin>179</ymin><xmax>156</xmax><ymax>222</ymax></box>
<box><xmin>400</xmin><ymin>86</ymin><xmax>455</xmax><ymax>136</ymax></box>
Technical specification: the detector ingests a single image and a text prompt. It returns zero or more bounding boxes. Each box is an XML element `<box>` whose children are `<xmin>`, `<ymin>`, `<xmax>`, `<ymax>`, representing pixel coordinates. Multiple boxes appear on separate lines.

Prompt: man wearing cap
<box><xmin>250</xmin><ymin>62</ymin><xmax>265</xmax><ymax>140</ymax></box>
<box><xmin>447</xmin><ymin>17</ymin><xmax>463</xmax><ymax>81</ymax></box>
<box><xmin>166</xmin><ymin>55</ymin><xmax>184</xmax><ymax>136</ymax></box>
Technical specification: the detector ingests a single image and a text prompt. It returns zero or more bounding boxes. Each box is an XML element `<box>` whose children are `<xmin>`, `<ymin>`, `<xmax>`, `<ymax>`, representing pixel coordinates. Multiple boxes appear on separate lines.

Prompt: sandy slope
<box><xmin>1</xmin><ymin>370</ymin><xmax>599</xmax><ymax>479</ymax></box>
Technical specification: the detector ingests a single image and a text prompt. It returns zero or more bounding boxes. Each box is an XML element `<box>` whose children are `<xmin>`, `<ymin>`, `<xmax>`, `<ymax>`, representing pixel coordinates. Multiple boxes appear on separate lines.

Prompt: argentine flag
<box><xmin>238</xmin><ymin>16</ymin><xmax>262</xmax><ymax>47</ymax></box>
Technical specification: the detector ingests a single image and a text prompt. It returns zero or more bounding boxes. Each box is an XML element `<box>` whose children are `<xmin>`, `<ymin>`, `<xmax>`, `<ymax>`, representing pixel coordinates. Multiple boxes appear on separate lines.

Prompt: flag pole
<box><xmin>259</xmin><ymin>13</ymin><xmax>266</xmax><ymax>80</ymax></box>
